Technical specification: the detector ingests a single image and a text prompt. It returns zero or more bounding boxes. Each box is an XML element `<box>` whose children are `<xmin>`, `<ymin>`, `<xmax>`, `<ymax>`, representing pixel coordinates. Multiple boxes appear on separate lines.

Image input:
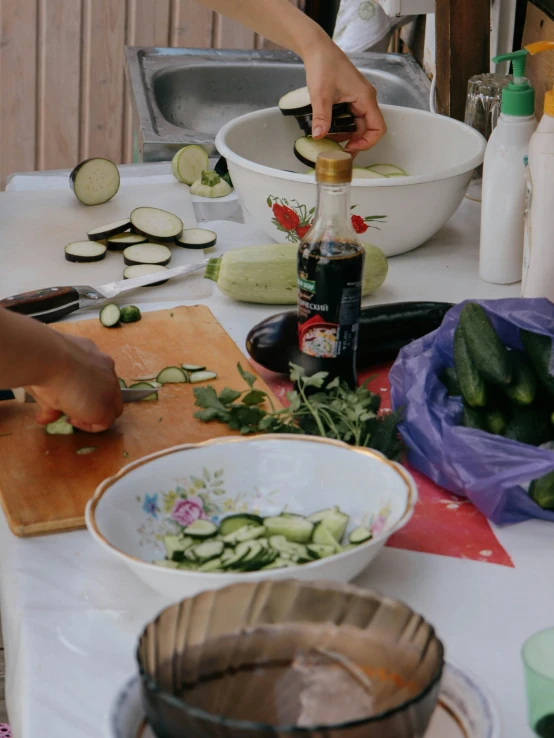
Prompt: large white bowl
<box><xmin>215</xmin><ymin>105</ymin><xmax>485</xmax><ymax>256</ymax></box>
<box><xmin>85</xmin><ymin>435</ymin><xmax>417</xmax><ymax>600</ymax></box>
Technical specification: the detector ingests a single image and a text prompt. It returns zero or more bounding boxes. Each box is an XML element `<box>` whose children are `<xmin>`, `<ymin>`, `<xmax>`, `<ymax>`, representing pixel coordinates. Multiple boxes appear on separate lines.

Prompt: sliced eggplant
<box><xmin>278</xmin><ymin>86</ymin><xmax>350</xmax><ymax>118</ymax></box>
<box><xmin>122</xmin><ymin>263</ymin><xmax>169</xmax><ymax>285</ymax></box>
<box><xmin>107</xmin><ymin>232</ymin><xmax>148</xmax><ymax>251</ymax></box>
<box><xmin>87</xmin><ymin>218</ymin><xmax>131</xmax><ymax>241</ymax></box>
<box><xmin>99</xmin><ymin>303</ymin><xmax>121</xmax><ymax>328</ymax></box>
<box><xmin>352</xmin><ymin>168</ymin><xmax>387</xmax><ymax>179</ymax></box>
<box><xmin>70</xmin><ymin>158</ymin><xmax>120</xmax><ymax>206</ymax></box>
<box><xmin>130</xmin><ymin>206</ymin><xmax>183</xmax><ymax>242</ymax></box>
<box><xmin>295</xmin><ymin>113</ymin><xmax>357</xmax><ymax>136</ymax></box>
<box><xmin>64</xmin><ymin>241</ymin><xmax>107</xmax><ymax>263</ymax></box>
<box><xmin>176</xmin><ymin>228</ymin><xmax>217</xmax><ymax>249</ymax></box>
<box><xmin>293</xmin><ymin>136</ymin><xmax>343</xmax><ymax>167</ymax></box>
<box><xmin>367</xmin><ymin>164</ymin><xmax>408</xmax><ymax>177</ymax></box>
<box><xmin>122</xmin><ymin>243</ymin><xmax>172</xmax><ymax>267</ymax></box>
<box><xmin>172</xmin><ymin>145</ymin><xmax>209</xmax><ymax>185</ymax></box>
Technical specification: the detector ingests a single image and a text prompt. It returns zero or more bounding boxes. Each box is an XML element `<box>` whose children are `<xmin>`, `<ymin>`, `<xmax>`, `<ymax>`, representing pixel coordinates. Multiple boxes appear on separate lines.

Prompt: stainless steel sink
<box><xmin>125</xmin><ymin>48</ymin><xmax>430</xmax><ymax>162</ymax></box>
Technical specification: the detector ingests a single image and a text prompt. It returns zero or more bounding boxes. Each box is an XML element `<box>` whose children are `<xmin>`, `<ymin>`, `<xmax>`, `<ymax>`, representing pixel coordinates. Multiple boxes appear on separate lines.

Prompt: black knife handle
<box><xmin>0</xmin><ymin>390</ymin><xmax>15</xmax><ymax>401</ymax></box>
<box><xmin>0</xmin><ymin>286</ymin><xmax>80</xmax><ymax>323</ymax></box>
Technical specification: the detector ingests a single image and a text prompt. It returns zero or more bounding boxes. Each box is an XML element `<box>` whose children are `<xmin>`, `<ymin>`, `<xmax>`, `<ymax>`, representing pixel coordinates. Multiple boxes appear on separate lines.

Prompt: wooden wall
<box><xmin>0</xmin><ymin>0</ymin><xmax>300</xmax><ymax>189</ymax></box>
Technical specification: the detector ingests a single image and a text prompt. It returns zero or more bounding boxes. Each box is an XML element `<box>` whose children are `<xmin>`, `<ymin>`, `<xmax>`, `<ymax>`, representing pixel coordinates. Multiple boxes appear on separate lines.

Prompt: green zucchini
<box><xmin>521</xmin><ymin>329</ymin><xmax>554</xmax><ymax>397</ymax></box>
<box><xmin>529</xmin><ymin>470</ymin><xmax>554</xmax><ymax>510</ymax></box>
<box><xmin>504</xmin><ymin>352</ymin><xmax>537</xmax><ymax>406</ymax></box>
<box><xmin>459</xmin><ymin>303</ymin><xmax>512</xmax><ymax>386</ymax></box>
<box><xmin>454</xmin><ymin>325</ymin><xmax>487</xmax><ymax>407</ymax></box>
<box><xmin>204</xmin><ymin>241</ymin><xmax>388</xmax><ymax>304</ymax></box>
<box><xmin>504</xmin><ymin>407</ymin><xmax>553</xmax><ymax>446</ymax></box>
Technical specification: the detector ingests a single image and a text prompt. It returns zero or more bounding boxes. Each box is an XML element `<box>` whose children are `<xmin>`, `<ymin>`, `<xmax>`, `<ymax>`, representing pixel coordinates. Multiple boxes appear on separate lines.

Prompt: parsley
<box><xmin>194</xmin><ymin>363</ymin><xmax>404</xmax><ymax>461</ymax></box>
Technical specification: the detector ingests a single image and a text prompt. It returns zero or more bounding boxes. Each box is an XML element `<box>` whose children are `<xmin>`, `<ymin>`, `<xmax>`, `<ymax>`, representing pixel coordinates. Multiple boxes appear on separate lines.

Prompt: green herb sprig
<box><xmin>193</xmin><ymin>363</ymin><xmax>404</xmax><ymax>461</ymax></box>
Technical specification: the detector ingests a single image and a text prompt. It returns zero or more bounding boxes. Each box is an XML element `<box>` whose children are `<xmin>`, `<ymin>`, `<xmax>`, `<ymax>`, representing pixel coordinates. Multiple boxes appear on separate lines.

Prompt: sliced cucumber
<box><xmin>349</xmin><ymin>526</ymin><xmax>372</xmax><ymax>544</ymax></box>
<box><xmin>307</xmin><ymin>507</ymin><xmax>349</xmax><ymax>541</ymax></box>
<box><xmin>87</xmin><ymin>218</ymin><xmax>131</xmax><ymax>241</ymax></box>
<box><xmin>118</xmin><ymin>377</ymin><xmax>127</xmax><ymax>388</ymax></box>
<box><xmin>45</xmin><ymin>416</ymin><xmax>74</xmax><ymax>435</ymax></box>
<box><xmin>65</xmin><ymin>241</ymin><xmax>107</xmax><ymax>263</ymax></box>
<box><xmin>156</xmin><ymin>366</ymin><xmax>187</xmax><ymax>384</ymax></box>
<box><xmin>70</xmin><ymin>158</ymin><xmax>120</xmax><ymax>206</ymax></box>
<box><xmin>233</xmin><ymin>525</ymin><xmax>267</xmax><ymax>543</ymax></box>
<box><xmin>307</xmin><ymin>543</ymin><xmax>336</xmax><ymax>559</ymax></box>
<box><xmin>176</xmin><ymin>228</ymin><xmax>217</xmax><ymax>249</ymax></box>
<box><xmin>181</xmin><ymin>364</ymin><xmax>206</xmax><ymax>372</ymax></box>
<box><xmin>184</xmin><ymin>519</ymin><xmax>217</xmax><ymax>538</ymax></box>
<box><xmin>129</xmin><ymin>381</ymin><xmax>159</xmax><ymax>401</ymax></box>
<box><xmin>293</xmin><ymin>136</ymin><xmax>343</xmax><ymax>167</ymax></box>
<box><xmin>312</xmin><ymin>523</ymin><xmax>343</xmax><ymax>553</ymax></box>
<box><xmin>172</xmin><ymin>145</ymin><xmax>209</xmax><ymax>185</ymax></box>
<box><xmin>130</xmin><ymin>206</ymin><xmax>183</xmax><ymax>242</ymax></box>
<box><xmin>153</xmin><ymin>559</ymin><xmax>180</xmax><ymax>569</ymax></box>
<box><xmin>164</xmin><ymin>534</ymin><xmax>195</xmax><ymax>561</ymax></box>
<box><xmin>353</xmin><ymin>168</ymin><xmax>386</xmax><ymax>179</ymax></box>
<box><xmin>189</xmin><ymin>371</ymin><xmax>217</xmax><ymax>384</ymax></box>
<box><xmin>192</xmin><ymin>539</ymin><xmax>224</xmax><ymax>561</ymax></box>
<box><xmin>367</xmin><ymin>164</ymin><xmax>408</xmax><ymax>177</ymax></box>
<box><xmin>119</xmin><ymin>305</ymin><xmax>141</xmax><ymax>324</ymax></box>
<box><xmin>107</xmin><ymin>232</ymin><xmax>148</xmax><ymax>251</ymax></box>
<box><xmin>99</xmin><ymin>303</ymin><xmax>121</xmax><ymax>328</ymax></box>
<box><xmin>122</xmin><ymin>263</ymin><xmax>169</xmax><ymax>285</ymax></box>
<box><xmin>264</xmin><ymin>515</ymin><xmax>314</xmax><ymax>543</ymax></box>
<box><xmin>198</xmin><ymin>557</ymin><xmax>225</xmax><ymax>572</ymax></box>
<box><xmin>123</xmin><ymin>243</ymin><xmax>172</xmax><ymax>267</ymax></box>
<box><xmin>219</xmin><ymin>513</ymin><xmax>263</xmax><ymax>537</ymax></box>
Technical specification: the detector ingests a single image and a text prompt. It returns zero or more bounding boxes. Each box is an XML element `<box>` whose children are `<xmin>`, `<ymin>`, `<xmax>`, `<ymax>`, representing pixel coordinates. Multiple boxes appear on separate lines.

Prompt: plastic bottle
<box><xmin>297</xmin><ymin>151</ymin><xmax>364</xmax><ymax>389</ymax></box>
<box><xmin>479</xmin><ymin>49</ymin><xmax>537</xmax><ymax>284</ymax></box>
<box><xmin>522</xmin><ymin>85</ymin><xmax>554</xmax><ymax>299</ymax></box>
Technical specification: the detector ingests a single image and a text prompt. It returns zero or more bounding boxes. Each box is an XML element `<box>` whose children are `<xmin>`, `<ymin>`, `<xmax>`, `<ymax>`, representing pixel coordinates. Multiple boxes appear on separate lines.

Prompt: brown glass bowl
<box><xmin>137</xmin><ymin>580</ymin><xmax>444</xmax><ymax>738</ymax></box>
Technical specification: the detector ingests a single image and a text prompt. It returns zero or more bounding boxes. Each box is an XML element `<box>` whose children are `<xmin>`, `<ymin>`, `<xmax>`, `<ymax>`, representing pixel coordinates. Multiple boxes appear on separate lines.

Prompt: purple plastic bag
<box><xmin>389</xmin><ymin>298</ymin><xmax>554</xmax><ymax>525</ymax></box>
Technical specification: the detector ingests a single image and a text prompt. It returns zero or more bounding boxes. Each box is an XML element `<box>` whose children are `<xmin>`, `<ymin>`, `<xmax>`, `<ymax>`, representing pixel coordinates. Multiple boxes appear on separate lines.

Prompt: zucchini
<box><xmin>521</xmin><ymin>329</ymin><xmax>554</xmax><ymax>397</ymax></box>
<box><xmin>246</xmin><ymin>302</ymin><xmax>453</xmax><ymax>374</ymax></box>
<box><xmin>504</xmin><ymin>352</ymin><xmax>537</xmax><ymax>406</ymax></box>
<box><xmin>205</xmin><ymin>241</ymin><xmax>388</xmax><ymax>305</ymax></box>
<box><xmin>529</xmin><ymin>470</ymin><xmax>554</xmax><ymax>510</ymax></box>
<box><xmin>119</xmin><ymin>305</ymin><xmax>141</xmax><ymax>324</ymax></box>
<box><xmin>504</xmin><ymin>407</ymin><xmax>553</xmax><ymax>446</ymax></box>
<box><xmin>461</xmin><ymin>405</ymin><xmax>488</xmax><ymax>431</ymax></box>
<box><xmin>70</xmin><ymin>158</ymin><xmax>120</xmax><ymax>205</ymax></box>
<box><xmin>171</xmin><ymin>145</ymin><xmax>209</xmax><ymax>186</ymax></box>
<box><xmin>453</xmin><ymin>325</ymin><xmax>487</xmax><ymax>407</ymax></box>
<box><xmin>459</xmin><ymin>303</ymin><xmax>512</xmax><ymax>386</ymax></box>
<box><xmin>190</xmin><ymin>170</ymin><xmax>233</xmax><ymax>198</ymax></box>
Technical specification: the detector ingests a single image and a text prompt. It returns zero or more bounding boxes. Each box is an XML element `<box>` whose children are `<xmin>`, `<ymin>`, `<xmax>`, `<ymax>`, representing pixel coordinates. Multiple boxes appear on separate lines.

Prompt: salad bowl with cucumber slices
<box><xmin>85</xmin><ymin>435</ymin><xmax>417</xmax><ymax>599</ymax></box>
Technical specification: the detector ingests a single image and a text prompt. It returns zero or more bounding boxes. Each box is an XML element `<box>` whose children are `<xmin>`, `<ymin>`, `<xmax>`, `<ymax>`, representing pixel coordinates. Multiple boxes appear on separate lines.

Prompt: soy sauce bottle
<box><xmin>297</xmin><ymin>150</ymin><xmax>364</xmax><ymax>388</ymax></box>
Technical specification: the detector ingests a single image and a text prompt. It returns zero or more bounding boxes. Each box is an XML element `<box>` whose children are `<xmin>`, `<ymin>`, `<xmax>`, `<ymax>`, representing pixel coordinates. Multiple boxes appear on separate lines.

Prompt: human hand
<box><xmin>302</xmin><ymin>34</ymin><xmax>386</xmax><ymax>152</ymax></box>
<box><xmin>27</xmin><ymin>333</ymin><xmax>123</xmax><ymax>433</ymax></box>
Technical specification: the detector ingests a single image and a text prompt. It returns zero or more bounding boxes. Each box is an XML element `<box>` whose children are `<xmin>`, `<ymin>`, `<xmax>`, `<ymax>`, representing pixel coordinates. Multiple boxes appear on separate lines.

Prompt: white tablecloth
<box><xmin>0</xmin><ymin>170</ymin><xmax>541</xmax><ymax>738</ymax></box>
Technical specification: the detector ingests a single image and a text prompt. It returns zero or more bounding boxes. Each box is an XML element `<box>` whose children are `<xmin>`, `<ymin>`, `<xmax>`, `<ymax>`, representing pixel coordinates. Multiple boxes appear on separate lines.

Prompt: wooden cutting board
<box><xmin>0</xmin><ymin>306</ymin><xmax>280</xmax><ymax>537</ymax></box>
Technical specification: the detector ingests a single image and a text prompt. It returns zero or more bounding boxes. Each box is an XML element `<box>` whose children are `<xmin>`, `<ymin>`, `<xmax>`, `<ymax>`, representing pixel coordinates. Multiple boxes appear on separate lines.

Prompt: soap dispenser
<box><xmin>479</xmin><ymin>48</ymin><xmax>538</xmax><ymax>285</ymax></box>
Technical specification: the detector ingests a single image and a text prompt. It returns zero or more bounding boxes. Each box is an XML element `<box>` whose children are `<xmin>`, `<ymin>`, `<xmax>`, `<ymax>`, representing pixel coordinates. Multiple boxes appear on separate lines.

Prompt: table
<box><xmin>0</xmin><ymin>168</ymin><xmax>543</xmax><ymax>738</ymax></box>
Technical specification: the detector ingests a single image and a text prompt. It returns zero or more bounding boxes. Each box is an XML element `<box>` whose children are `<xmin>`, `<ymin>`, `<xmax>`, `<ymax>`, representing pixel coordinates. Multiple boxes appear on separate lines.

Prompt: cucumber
<box><xmin>349</xmin><ymin>526</ymin><xmax>372</xmax><ymax>544</ymax></box>
<box><xmin>459</xmin><ymin>303</ymin><xmax>512</xmax><ymax>386</ymax></box>
<box><xmin>118</xmin><ymin>377</ymin><xmax>127</xmax><ymax>388</ymax></box>
<box><xmin>521</xmin><ymin>330</ymin><xmax>554</xmax><ymax>398</ymax></box>
<box><xmin>461</xmin><ymin>405</ymin><xmax>488</xmax><ymax>431</ymax></box>
<box><xmin>45</xmin><ymin>415</ymin><xmax>74</xmax><ymax>435</ymax></box>
<box><xmin>312</xmin><ymin>523</ymin><xmax>343</xmax><ymax>553</ymax></box>
<box><xmin>152</xmin><ymin>559</ymin><xmax>180</xmax><ymax>569</ymax></box>
<box><xmin>156</xmin><ymin>366</ymin><xmax>188</xmax><ymax>384</ymax></box>
<box><xmin>504</xmin><ymin>407</ymin><xmax>553</xmax><ymax>446</ymax></box>
<box><xmin>439</xmin><ymin>367</ymin><xmax>461</xmax><ymax>396</ymax></box>
<box><xmin>453</xmin><ymin>325</ymin><xmax>487</xmax><ymax>407</ymax></box>
<box><xmin>119</xmin><ymin>305</ymin><xmax>142</xmax><ymax>324</ymax></box>
<box><xmin>163</xmin><ymin>534</ymin><xmax>194</xmax><ymax>561</ymax></box>
<box><xmin>306</xmin><ymin>507</ymin><xmax>349</xmax><ymax>542</ymax></box>
<box><xmin>183</xmin><ymin>519</ymin><xmax>217</xmax><ymax>538</ymax></box>
<box><xmin>306</xmin><ymin>544</ymin><xmax>336</xmax><ymax>559</ymax></box>
<box><xmin>529</xmin><ymin>470</ymin><xmax>554</xmax><ymax>510</ymax></box>
<box><xmin>504</xmin><ymin>351</ymin><xmax>537</xmax><ymax>406</ymax></box>
<box><xmin>263</xmin><ymin>515</ymin><xmax>314</xmax><ymax>543</ymax></box>
<box><xmin>485</xmin><ymin>408</ymin><xmax>508</xmax><ymax>436</ymax></box>
<box><xmin>204</xmin><ymin>241</ymin><xmax>388</xmax><ymax>305</ymax></box>
<box><xmin>219</xmin><ymin>513</ymin><xmax>263</xmax><ymax>536</ymax></box>
<box><xmin>99</xmin><ymin>303</ymin><xmax>121</xmax><ymax>328</ymax></box>
<box><xmin>192</xmin><ymin>540</ymin><xmax>224</xmax><ymax>561</ymax></box>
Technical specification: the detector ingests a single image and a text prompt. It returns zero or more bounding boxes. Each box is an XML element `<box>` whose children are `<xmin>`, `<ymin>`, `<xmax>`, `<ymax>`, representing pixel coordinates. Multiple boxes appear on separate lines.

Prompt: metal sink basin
<box><xmin>126</xmin><ymin>48</ymin><xmax>430</xmax><ymax>162</ymax></box>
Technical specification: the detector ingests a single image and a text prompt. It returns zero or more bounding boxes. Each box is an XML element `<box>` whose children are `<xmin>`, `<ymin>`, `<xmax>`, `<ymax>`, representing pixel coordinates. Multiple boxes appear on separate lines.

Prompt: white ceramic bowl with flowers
<box><xmin>215</xmin><ymin>105</ymin><xmax>485</xmax><ymax>256</ymax></box>
<box><xmin>85</xmin><ymin>435</ymin><xmax>417</xmax><ymax>601</ymax></box>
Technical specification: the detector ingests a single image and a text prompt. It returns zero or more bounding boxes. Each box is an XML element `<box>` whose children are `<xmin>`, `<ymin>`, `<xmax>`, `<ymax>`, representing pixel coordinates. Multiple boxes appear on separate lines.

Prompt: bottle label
<box><xmin>297</xmin><ymin>250</ymin><xmax>364</xmax><ymax>360</ymax></box>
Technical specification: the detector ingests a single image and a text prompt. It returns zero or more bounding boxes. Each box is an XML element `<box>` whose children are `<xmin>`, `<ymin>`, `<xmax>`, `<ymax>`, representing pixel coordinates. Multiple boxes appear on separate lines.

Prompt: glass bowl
<box><xmin>137</xmin><ymin>580</ymin><xmax>444</xmax><ymax>738</ymax></box>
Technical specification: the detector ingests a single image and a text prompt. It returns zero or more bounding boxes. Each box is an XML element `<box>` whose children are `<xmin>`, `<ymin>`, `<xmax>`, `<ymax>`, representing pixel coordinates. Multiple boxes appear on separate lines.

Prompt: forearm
<box><xmin>0</xmin><ymin>308</ymin><xmax>67</xmax><ymax>388</ymax></box>
<box><xmin>197</xmin><ymin>0</ymin><xmax>330</xmax><ymax>58</ymax></box>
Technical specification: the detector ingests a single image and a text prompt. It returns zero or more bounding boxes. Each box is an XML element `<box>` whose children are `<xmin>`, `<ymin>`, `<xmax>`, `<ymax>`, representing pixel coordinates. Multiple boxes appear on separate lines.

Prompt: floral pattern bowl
<box><xmin>85</xmin><ymin>435</ymin><xmax>417</xmax><ymax>600</ymax></box>
<box><xmin>215</xmin><ymin>105</ymin><xmax>485</xmax><ymax>256</ymax></box>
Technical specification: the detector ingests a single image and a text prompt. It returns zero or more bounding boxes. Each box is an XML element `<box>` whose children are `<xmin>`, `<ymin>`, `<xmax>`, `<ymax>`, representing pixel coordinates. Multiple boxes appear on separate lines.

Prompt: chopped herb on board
<box><xmin>193</xmin><ymin>363</ymin><xmax>404</xmax><ymax>461</ymax></box>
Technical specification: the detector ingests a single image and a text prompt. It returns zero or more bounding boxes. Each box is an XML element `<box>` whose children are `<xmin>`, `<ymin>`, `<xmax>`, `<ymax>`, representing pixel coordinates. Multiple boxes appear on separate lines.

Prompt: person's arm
<box><xmin>198</xmin><ymin>0</ymin><xmax>386</xmax><ymax>150</ymax></box>
<box><xmin>0</xmin><ymin>308</ymin><xmax>122</xmax><ymax>432</ymax></box>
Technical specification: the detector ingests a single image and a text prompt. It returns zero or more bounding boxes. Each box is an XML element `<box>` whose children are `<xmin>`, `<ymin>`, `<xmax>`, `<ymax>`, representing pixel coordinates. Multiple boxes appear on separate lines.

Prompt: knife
<box><xmin>0</xmin><ymin>259</ymin><xmax>210</xmax><ymax>324</ymax></box>
<box><xmin>0</xmin><ymin>387</ymin><xmax>157</xmax><ymax>403</ymax></box>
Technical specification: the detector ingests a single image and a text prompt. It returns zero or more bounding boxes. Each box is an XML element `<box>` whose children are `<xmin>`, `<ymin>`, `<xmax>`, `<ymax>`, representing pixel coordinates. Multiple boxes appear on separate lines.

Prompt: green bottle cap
<box><xmin>493</xmin><ymin>50</ymin><xmax>535</xmax><ymax>116</ymax></box>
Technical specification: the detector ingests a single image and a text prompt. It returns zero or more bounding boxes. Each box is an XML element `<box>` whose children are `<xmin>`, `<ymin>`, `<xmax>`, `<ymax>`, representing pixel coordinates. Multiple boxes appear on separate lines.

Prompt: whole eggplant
<box><xmin>246</xmin><ymin>301</ymin><xmax>454</xmax><ymax>374</ymax></box>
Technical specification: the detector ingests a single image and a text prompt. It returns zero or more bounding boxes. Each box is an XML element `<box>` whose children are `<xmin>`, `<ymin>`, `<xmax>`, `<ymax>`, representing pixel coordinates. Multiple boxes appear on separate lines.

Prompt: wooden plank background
<box><xmin>0</xmin><ymin>0</ymin><xmax>302</xmax><ymax>189</ymax></box>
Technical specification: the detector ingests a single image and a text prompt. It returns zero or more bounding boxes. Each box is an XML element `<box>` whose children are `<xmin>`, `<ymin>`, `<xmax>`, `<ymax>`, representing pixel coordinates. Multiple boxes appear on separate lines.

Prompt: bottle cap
<box><xmin>315</xmin><ymin>150</ymin><xmax>353</xmax><ymax>184</ymax></box>
<box><xmin>493</xmin><ymin>50</ymin><xmax>534</xmax><ymax>116</ymax></box>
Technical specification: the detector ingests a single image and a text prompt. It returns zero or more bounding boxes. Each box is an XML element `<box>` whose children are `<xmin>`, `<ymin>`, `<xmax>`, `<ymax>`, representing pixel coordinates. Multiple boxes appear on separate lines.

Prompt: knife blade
<box><xmin>0</xmin><ymin>387</ymin><xmax>157</xmax><ymax>403</ymax></box>
<box><xmin>0</xmin><ymin>258</ymin><xmax>210</xmax><ymax>323</ymax></box>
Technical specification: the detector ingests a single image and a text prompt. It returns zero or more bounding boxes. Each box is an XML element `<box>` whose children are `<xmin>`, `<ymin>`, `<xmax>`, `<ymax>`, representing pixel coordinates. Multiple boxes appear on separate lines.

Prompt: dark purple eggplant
<box><xmin>246</xmin><ymin>302</ymin><xmax>455</xmax><ymax>374</ymax></box>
